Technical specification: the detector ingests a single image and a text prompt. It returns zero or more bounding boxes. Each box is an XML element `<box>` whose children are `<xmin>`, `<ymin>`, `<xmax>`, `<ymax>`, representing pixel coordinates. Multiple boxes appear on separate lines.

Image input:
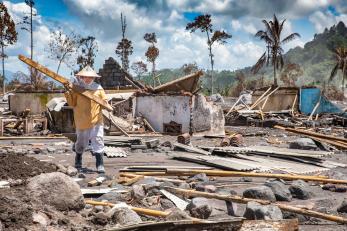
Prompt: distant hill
<box><xmin>138</xmin><ymin>22</ymin><xmax>347</xmax><ymax>94</ymax></box>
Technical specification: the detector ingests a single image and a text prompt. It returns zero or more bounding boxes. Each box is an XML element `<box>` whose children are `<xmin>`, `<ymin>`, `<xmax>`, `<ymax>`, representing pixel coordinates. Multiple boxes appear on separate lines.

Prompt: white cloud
<box><xmin>231</xmin><ymin>20</ymin><xmax>241</xmax><ymax>31</ymax></box>
<box><xmin>309</xmin><ymin>10</ymin><xmax>347</xmax><ymax>33</ymax></box>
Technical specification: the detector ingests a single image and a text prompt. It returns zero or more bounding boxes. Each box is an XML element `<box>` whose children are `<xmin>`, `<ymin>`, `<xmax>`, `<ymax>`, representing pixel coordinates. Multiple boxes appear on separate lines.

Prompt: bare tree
<box><xmin>252</xmin><ymin>14</ymin><xmax>300</xmax><ymax>86</ymax></box>
<box><xmin>47</xmin><ymin>30</ymin><xmax>80</xmax><ymax>74</ymax></box>
<box><xmin>181</xmin><ymin>62</ymin><xmax>199</xmax><ymax>75</ymax></box>
<box><xmin>186</xmin><ymin>14</ymin><xmax>232</xmax><ymax>94</ymax></box>
<box><xmin>115</xmin><ymin>13</ymin><xmax>133</xmax><ymax>71</ymax></box>
<box><xmin>131</xmin><ymin>61</ymin><xmax>147</xmax><ymax>80</ymax></box>
<box><xmin>20</xmin><ymin>0</ymin><xmax>35</xmax><ymax>61</ymax></box>
<box><xmin>77</xmin><ymin>36</ymin><xmax>98</xmax><ymax>71</ymax></box>
<box><xmin>144</xmin><ymin>32</ymin><xmax>159</xmax><ymax>86</ymax></box>
<box><xmin>0</xmin><ymin>2</ymin><xmax>17</xmax><ymax>95</ymax></box>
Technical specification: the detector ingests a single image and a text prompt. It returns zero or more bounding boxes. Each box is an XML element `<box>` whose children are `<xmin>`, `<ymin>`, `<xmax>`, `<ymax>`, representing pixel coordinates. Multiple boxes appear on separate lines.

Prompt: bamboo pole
<box><xmin>226</xmin><ymin>96</ymin><xmax>242</xmax><ymax>116</ymax></box>
<box><xmin>250</xmin><ymin>86</ymin><xmax>279</xmax><ymax>110</ymax></box>
<box><xmin>119</xmin><ymin>173</ymin><xmax>185</xmax><ymax>184</ymax></box>
<box><xmin>85</xmin><ymin>200</ymin><xmax>169</xmax><ymax>217</ymax></box>
<box><xmin>275</xmin><ymin>125</ymin><xmax>347</xmax><ymax>143</ymax></box>
<box><xmin>165</xmin><ymin>188</ymin><xmax>347</xmax><ymax>224</ymax></box>
<box><xmin>124</xmin><ymin>169</ymin><xmax>347</xmax><ymax>184</ymax></box>
<box><xmin>250</xmin><ymin>86</ymin><xmax>272</xmax><ymax>109</ymax></box>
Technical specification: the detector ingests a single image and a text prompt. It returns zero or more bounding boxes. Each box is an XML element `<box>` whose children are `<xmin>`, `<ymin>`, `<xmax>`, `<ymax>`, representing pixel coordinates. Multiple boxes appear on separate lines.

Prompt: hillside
<box><xmin>140</xmin><ymin>21</ymin><xmax>347</xmax><ymax>94</ymax></box>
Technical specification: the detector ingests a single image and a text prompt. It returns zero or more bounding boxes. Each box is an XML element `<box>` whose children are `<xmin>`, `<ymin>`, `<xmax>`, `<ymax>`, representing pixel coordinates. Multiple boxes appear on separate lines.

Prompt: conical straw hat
<box><xmin>75</xmin><ymin>65</ymin><xmax>101</xmax><ymax>78</ymax></box>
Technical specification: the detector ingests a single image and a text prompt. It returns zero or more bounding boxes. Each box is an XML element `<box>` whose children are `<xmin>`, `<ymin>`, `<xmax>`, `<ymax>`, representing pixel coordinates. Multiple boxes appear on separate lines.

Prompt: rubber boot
<box><xmin>95</xmin><ymin>152</ymin><xmax>105</xmax><ymax>173</ymax></box>
<box><xmin>75</xmin><ymin>153</ymin><xmax>83</xmax><ymax>170</ymax></box>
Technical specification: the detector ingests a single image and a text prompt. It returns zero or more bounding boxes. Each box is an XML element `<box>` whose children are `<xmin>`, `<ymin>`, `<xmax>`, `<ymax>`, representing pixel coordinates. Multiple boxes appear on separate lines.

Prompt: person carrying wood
<box><xmin>64</xmin><ymin>66</ymin><xmax>108</xmax><ymax>173</ymax></box>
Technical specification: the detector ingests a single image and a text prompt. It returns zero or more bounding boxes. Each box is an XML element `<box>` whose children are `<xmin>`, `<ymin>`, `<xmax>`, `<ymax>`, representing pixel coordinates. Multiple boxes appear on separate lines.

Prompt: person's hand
<box><xmin>63</xmin><ymin>82</ymin><xmax>72</xmax><ymax>89</ymax></box>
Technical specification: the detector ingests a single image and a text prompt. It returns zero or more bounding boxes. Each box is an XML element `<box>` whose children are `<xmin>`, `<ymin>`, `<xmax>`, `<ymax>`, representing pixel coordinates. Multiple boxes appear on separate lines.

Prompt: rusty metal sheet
<box><xmin>153</xmin><ymin>71</ymin><xmax>203</xmax><ymax>93</ymax></box>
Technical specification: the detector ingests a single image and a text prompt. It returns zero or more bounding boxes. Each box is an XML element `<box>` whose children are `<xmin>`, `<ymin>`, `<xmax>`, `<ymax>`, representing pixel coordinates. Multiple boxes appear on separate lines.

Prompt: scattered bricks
<box><xmin>243</xmin><ymin>201</ymin><xmax>283</xmax><ymax>220</ymax></box>
<box><xmin>88</xmin><ymin>180</ymin><xmax>101</xmax><ymax>187</ymax></box>
<box><xmin>243</xmin><ymin>186</ymin><xmax>276</xmax><ymax>202</ymax></box>
<box><xmin>177</xmin><ymin>133</ymin><xmax>191</xmax><ymax>145</ymax></box>
<box><xmin>337</xmin><ymin>199</ymin><xmax>347</xmax><ymax>213</ymax></box>
<box><xmin>145</xmin><ymin>139</ymin><xmax>160</xmax><ymax>149</ymax></box>
<box><xmin>265</xmin><ymin>180</ymin><xmax>292</xmax><ymax>201</ymax></box>
<box><xmin>112</xmin><ymin>207</ymin><xmax>142</xmax><ymax>226</ymax></box>
<box><xmin>186</xmin><ymin>197</ymin><xmax>212</xmax><ymax>219</ymax></box>
<box><xmin>289</xmin><ymin>180</ymin><xmax>313</xmax><ymax>200</ymax></box>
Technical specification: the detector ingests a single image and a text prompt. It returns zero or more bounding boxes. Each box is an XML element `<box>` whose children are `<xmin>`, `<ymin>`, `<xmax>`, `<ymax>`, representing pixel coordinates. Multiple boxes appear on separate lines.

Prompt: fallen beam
<box><xmin>127</xmin><ymin>169</ymin><xmax>347</xmax><ymax>185</ymax></box>
<box><xmin>166</xmin><ymin>187</ymin><xmax>347</xmax><ymax>224</ymax></box>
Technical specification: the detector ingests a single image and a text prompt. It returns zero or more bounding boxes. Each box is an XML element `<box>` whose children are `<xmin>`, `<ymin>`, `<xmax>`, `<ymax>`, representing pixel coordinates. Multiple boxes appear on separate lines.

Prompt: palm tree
<box><xmin>329</xmin><ymin>47</ymin><xmax>347</xmax><ymax>93</ymax></box>
<box><xmin>252</xmin><ymin>14</ymin><xmax>300</xmax><ymax>86</ymax></box>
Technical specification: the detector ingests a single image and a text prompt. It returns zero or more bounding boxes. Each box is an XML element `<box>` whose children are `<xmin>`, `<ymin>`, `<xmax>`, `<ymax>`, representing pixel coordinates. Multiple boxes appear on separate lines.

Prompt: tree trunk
<box><xmin>30</xmin><ymin>5</ymin><xmax>34</xmax><ymax>86</ymax></box>
<box><xmin>57</xmin><ymin>60</ymin><xmax>62</xmax><ymax>74</ymax></box>
<box><xmin>273</xmin><ymin>63</ymin><xmax>277</xmax><ymax>86</ymax></box>
<box><xmin>1</xmin><ymin>44</ymin><xmax>5</xmax><ymax>95</ymax></box>
<box><xmin>152</xmin><ymin>61</ymin><xmax>155</xmax><ymax>87</ymax></box>
<box><xmin>206</xmin><ymin>31</ymin><xmax>214</xmax><ymax>95</ymax></box>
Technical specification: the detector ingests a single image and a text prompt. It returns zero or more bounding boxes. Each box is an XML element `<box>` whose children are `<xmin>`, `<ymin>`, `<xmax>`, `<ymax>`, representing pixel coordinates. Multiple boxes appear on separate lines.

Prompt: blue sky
<box><xmin>4</xmin><ymin>0</ymin><xmax>347</xmax><ymax>78</ymax></box>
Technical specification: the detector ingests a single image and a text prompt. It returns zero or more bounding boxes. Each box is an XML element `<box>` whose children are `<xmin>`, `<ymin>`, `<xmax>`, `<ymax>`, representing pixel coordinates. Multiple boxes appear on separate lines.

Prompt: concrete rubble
<box><xmin>1</xmin><ymin>69</ymin><xmax>347</xmax><ymax>231</ymax></box>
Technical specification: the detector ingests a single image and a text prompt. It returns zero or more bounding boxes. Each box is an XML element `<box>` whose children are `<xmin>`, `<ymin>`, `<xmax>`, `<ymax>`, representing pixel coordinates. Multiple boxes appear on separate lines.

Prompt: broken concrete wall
<box><xmin>191</xmin><ymin>94</ymin><xmax>225</xmax><ymax>136</ymax></box>
<box><xmin>9</xmin><ymin>92</ymin><xmax>63</xmax><ymax>115</ymax></box>
<box><xmin>133</xmin><ymin>95</ymin><xmax>191</xmax><ymax>133</ymax></box>
<box><xmin>133</xmin><ymin>94</ymin><xmax>225</xmax><ymax>136</ymax></box>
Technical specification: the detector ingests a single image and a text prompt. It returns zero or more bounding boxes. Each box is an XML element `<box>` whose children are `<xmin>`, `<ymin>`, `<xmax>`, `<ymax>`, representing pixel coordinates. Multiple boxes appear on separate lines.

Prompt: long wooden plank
<box><xmin>167</xmin><ymin>188</ymin><xmax>347</xmax><ymax>224</ymax></box>
<box><xmin>18</xmin><ymin>55</ymin><xmax>113</xmax><ymax>112</ymax></box>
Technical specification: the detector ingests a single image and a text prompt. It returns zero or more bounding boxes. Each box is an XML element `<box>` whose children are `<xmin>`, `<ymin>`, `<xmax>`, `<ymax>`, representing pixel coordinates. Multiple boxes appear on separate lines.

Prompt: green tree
<box><xmin>329</xmin><ymin>47</ymin><xmax>347</xmax><ymax>93</ymax></box>
<box><xmin>0</xmin><ymin>2</ymin><xmax>17</xmax><ymax>95</ymax></box>
<box><xmin>144</xmin><ymin>32</ymin><xmax>159</xmax><ymax>86</ymax></box>
<box><xmin>252</xmin><ymin>14</ymin><xmax>300</xmax><ymax>86</ymax></box>
<box><xmin>186</xmin><ymin>14</ymin><xmax>232</xmax><ymax>94</ymax></box>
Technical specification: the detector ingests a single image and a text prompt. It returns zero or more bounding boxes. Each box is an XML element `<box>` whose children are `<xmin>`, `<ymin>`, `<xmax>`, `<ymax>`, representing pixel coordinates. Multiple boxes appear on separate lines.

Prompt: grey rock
<box><xmin>134</xmin><ymin>177</ymin><xmax>157</xmax><ymax>185</ymax></box>
<box><xmin>92</xmin><ymin>212</ymin><xmax>109</xmax><ymax>225</ymax></box>
<box><xmin>112</xmin><ymin>207</ymin><xmax>142</xmax><ymax>226</ymax></box>
<box><xmin>56</xmin><ymin>164</ymin><xmax>67</xmax><ymax>174</ymax></box>
<box><xmin>27</xmin><ymin>172</ymin><xmax>84</xmax><ymax>211</ymax></box>
<box><xmin>240</xmin><ymin>177</ymin><xmax>253</xmax><ymax>182</ymax></box>
<box><xmin>47</xmin><ymin>147</ymin><xmax>56</xmax><ymax>153</ymax></box>
<box><xmin>187</xmin><ymin>173</ymin><xmax>209</xmax><ymax>183</ymax></box>
<box><xmin>160</xmin><ymin>198</ymin><xmax>176</xmax><ymax>210</ymax></box>
<box><xmin>265</xmin><ymin>180</ymin><xmax>292</xmax><ymax>201</ymax></box>
<box><xmin>216</xmin><ymin>188</ymin><xmax>237</xmax><ymax>196</ymax></box>
<box><xmin>32</xmin><ymin>212</ymin><xmax>49</xmax><ymax>227</ymax></box>
<box><xmin>195</xmin><ymin>184</ymin><xmax>217</xmax><ymax>193</ymax></box>
<box><xmin>282</xmin><ymin>211</ymin><xmax>310</xmax><ymax>222</ymax></box>
<box><xmin>243</xmin><ymin>201</ymin><xmax>283</xmax><ymax>220</ymax></box>
<box><xmin>186</xmin><ymin>197</ymin><xmax>212</xmax><ymax>219</ymax></box>
<box><xmin>66</xmin><ymin>166</ymin><xmax>78</xmax><ymax>177</ymax></box>
<box><xmin>337</xmin><ymin>199</ymin><xmax>347</xmax><ymax>213</ymax></box>
<box><xmin>166</xmin><ymin>208</ymin><xmax>191</xmax><ymax>221</ymax></box>
<box><xmin>98</xmin><ymin>191</ymin><xmax>132</xmax><ymax>203</ymax></box>
<box><xmin>289</xmin><ymin>138</ymin><xmax>318</xmax><ymax>150</ymax></box>
<box><xmin>132</xmin><ymin>185</ymin><xmax>146</xmax><ymax>200</ymax></box>
<box><xmin>243</xmin><ymin>186</ymin><xmax>276</xmax><ymax>202</ymax></box>
<box><xmin>289</xmin><ymin>180</ymin><xmax>312</xmax><ymax>200</ymax></box>
<box><xmin>94</xmin><ymin>205</ymin><xmax>104</xmax><ymax>213</ymax></box>
<box><xmin>178</xmin><ymin>182</ymin><xmax>191</xmax><ymax>189</ymax></box>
